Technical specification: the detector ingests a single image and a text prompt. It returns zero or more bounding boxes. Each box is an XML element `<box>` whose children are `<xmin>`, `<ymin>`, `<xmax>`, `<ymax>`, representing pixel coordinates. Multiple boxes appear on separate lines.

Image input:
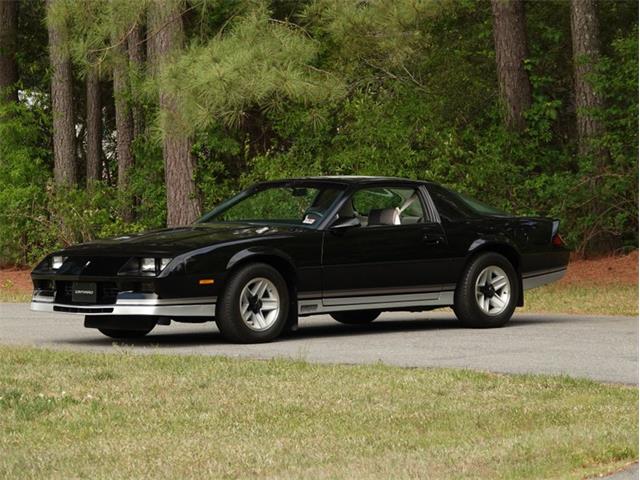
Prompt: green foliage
<box><xmin>159</xmin><ymin>4</ymin><xmax>344</xmax><ymax>134</ymax></box>
<box><xmin>0</xmin><ymin>0</ymin><xmax>637</xmax><ymax>265</ymax></box>
<box><xmin>0</xmin><ymin>99</ymin><xmax>52</xmax><ymax>265</ymax></box>
<box><xmin>0</xmin><ymin>98</ymin><xmax>153</xmax><ymax>264</ymax></box>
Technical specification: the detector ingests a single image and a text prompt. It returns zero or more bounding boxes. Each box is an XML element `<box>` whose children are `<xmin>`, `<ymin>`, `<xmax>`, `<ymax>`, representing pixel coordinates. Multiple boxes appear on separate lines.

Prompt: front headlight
<box><xmin>51</xmin><ymin>256</ymin><xmax>67</xmax><ymax>270</ymax></box>
<box><xmin>140</xmin><ymin>258</ymin><xmax>156</xmax><ymax>273</ymax></box>
<box><xmin>118</xmin><ymin>257</ymin><xmax>173</xmax><ymax>276</ymax></box>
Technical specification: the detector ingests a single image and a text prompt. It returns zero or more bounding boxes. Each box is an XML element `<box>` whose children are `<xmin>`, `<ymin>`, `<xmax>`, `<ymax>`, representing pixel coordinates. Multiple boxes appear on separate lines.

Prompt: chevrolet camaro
<box><xmin>31</xmin><ymin>176</ymin><xmax>569</xmax><ymax>343</ymax></box>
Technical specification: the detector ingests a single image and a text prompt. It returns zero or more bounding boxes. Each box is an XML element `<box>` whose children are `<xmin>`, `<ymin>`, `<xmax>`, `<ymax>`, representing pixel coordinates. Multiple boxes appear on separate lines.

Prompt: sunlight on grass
<box><xmin>523</xmin><ymin>283</ymin><xmax>638</xmax><ymax>316</ymax></box>
<box><xmin>0</xmin><ymin>346</ymin><xmax>636</xmax><ymax>479</ymax></box>
<box><xmin>0</xmin><ymin>289</ymin><xmax>30</xmax><ymax>303</ymax></box>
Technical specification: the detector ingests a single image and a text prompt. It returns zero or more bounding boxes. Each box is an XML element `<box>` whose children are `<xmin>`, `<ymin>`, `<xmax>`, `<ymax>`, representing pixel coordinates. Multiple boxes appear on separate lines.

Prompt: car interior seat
<box><xmin>367</xmin><ymin>208</ymin><xmax>401</xmax><ymax>226</ymax></box>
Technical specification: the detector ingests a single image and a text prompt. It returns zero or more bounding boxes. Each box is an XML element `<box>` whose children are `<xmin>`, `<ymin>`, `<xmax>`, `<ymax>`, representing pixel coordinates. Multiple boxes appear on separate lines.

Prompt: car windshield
<box><xmin>198</xmin><ymin>184</ymin><xmax>344</xmax><ymax>228</ymax></box>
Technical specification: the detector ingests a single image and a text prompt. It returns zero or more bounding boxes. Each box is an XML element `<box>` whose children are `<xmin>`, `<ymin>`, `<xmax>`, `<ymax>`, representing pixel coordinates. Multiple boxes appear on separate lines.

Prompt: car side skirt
<box><xmin>297</xmin><ymin>290</ymin><xmax>455</xmax><ymax>315</ymax></box>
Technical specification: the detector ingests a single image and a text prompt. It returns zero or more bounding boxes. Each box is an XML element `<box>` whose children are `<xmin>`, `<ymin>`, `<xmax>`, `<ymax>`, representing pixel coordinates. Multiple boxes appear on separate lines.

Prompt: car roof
<box><xmin>255</xmin><ymin>176</ymin><xmax>430</xmax><ymax>187</ymax></box>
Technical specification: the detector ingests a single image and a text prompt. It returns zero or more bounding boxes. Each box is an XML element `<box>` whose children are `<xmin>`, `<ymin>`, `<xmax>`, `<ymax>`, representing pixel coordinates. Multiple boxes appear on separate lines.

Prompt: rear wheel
<box><xmin>216</xmin><ymin>263</ymin><xmax>289</xmax><ymax>343</ymax></box>
<box><xmin>331</xmin><ymin>310</ymin><xmax>380</xmax><ymax>325</ymax></box>
<box><xmin>453</xmin><ymin>252</ymin><xmax>518</xmax><ymax>328</ymax></box>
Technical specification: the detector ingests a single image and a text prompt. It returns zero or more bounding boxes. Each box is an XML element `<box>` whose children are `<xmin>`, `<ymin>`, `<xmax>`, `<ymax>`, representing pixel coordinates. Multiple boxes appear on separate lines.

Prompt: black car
<box><xmin>31</xmin><ymin>176</ymin><xmax>569</xmax><ymax>343</ymax></box>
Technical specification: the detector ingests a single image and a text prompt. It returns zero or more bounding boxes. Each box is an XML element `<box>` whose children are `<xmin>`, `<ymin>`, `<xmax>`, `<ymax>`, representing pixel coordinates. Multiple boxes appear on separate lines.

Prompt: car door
<box><xmin>321</xmin><ymin>184</ymin><xmax>449</xmax><ymax>308</ymax></box>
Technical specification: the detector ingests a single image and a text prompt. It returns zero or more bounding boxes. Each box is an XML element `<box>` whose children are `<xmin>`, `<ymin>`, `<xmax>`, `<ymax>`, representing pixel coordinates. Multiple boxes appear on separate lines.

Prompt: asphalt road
<box><xmin>1</xmin><ymin>303</ymin><xmax>637</xmax><ymax>384</ymax></box>
<box><xmin>600</xmin><ymin>464</ymin><xmax>639</xmax><ymax>480</ymax></box>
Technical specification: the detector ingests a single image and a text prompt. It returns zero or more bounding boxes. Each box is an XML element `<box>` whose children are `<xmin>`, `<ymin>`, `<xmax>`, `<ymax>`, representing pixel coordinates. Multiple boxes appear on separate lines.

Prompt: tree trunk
<box><xmin>128</xmin><ymin>21</ymin><xmax>145</xmax><ymax>139</ymax></box>
<box><xmin>149</xmin><ymin>1</ymin><xmax>200</xmax><ymax>227</ymax></box>
<box><xmin>113</xmin><ymin>36</ymin><xmax>134</xmax><ymax>221</ymax></box>
<box><xmin>570</xmin><ymin>0</ymin><xmax>610</xmax><ymax>254</ymax></box>
<box><xmin>85</xmin><ymin>66</ymin><xmax>102</xmax><ymax>184</ymax></box>
<box><xmin>570</xmin><ymin>0</ymin><xmax>605</xmax><ymax>157</ymax></box>
<box><xmin>490</xmin><ymin>0</ymin><xmax>532</xmax><ymax>132</ymax></box>
<box><xmin>46</xmin><ymin>0</ymin><xmax>77</xmax><ymax>186</ymax></box>
<box><xmin>0</xmin><ymin>0</ymin><xmax>18</xmax><ymax>103</ymax></box>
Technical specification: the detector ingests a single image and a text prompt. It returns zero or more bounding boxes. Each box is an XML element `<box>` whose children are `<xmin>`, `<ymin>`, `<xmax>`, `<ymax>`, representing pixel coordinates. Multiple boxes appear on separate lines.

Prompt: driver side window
<box><xmin>345</xmin><ymin>187</ymin><xmax>425</xmax><ymax>227</ymax></box>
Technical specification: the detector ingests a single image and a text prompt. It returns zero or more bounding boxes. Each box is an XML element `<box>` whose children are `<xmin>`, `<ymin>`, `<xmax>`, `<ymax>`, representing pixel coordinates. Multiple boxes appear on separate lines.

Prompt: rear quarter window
<box><xmin>426</xmin><ymin>184</ymin><xmax>476</xmax><ymax>222</ymax></box>
<box><xmin>427</xmin><ymin>184</ymin><xmax>509</xmax><ymax>221</ymax></box>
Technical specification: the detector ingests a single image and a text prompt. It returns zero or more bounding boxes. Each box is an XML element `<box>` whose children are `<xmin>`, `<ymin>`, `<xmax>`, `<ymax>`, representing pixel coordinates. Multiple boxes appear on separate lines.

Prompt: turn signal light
<box><xmin>552</xmin><ymin>233</ymin><xmax>564</xmax><ymax>247</ymax></box>
<box><xmin>199</xmin><ymin>279</ymin><xmax>215</xmax><ymax>285</ymax></box>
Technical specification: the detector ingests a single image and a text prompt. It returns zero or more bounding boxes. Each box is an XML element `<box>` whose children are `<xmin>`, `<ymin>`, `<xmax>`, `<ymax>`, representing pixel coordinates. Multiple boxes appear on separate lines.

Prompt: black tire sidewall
<box><xmin>216</xmin><ymin>263</ymin><xmax>290</xmax><ymax>343</ymax></box>
<box><xmin>455</xmin><ymin>252</ymin><xmax>519</xmax><ymax>328</ymax></box>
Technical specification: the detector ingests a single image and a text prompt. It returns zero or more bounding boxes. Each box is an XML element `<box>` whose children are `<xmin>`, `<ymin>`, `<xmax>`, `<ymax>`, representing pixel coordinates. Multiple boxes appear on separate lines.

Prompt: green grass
<box><xmin>0</xmin><ymin>346</ymin><xmax>636</xmax><ymax>479</ymax></box>
<box><xmin>523</xmin><ymin>283</ymin><xmax>638</xmax><ymax>316</ymax></box>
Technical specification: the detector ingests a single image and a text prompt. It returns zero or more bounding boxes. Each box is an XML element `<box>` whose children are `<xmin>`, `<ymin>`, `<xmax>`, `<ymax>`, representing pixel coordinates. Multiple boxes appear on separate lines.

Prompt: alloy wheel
<box><xmin>474</xmin><ymin>266</ymin><xmax>511</xmax><ymax>316</ymax></box>
<box><xmin>239</xmin><ymin>277</ymin><xmax>280</xmax><ymax>331</ymax></box>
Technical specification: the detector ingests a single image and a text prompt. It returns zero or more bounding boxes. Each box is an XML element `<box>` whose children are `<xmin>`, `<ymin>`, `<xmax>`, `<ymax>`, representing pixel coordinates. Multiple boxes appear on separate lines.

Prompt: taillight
<box><xmin>552</xmin><ymin>233</ymin><xmax>564</xmax><ymax>247</ymax></box>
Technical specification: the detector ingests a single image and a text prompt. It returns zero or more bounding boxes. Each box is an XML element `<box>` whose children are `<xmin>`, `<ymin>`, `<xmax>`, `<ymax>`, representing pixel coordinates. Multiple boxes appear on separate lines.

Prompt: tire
<box><xmin>453</xmin><ymin>252</ymin><xmax>519</xmax><ymax>328</ymax></box>
<box><xmin>330</xmin><ymin>310</ymin><xmax>381</xmax><ymax>325</ymax></box>
<box><xmin>216</xmin><ymin>263</ymin><xmax>290</xmax><ymax>343</ymax></box>
<box><xmin>98</xmin><ymin>326</ymin><xmax>154</xmax><ymax>339</ymax></box>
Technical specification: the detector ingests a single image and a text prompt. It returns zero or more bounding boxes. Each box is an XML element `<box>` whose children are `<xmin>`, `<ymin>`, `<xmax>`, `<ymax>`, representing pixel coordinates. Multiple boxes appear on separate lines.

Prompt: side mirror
<box><xmin>330</xmin><ymin>217</ymin><xmax>361</xmax><ymax>231</ymax></box>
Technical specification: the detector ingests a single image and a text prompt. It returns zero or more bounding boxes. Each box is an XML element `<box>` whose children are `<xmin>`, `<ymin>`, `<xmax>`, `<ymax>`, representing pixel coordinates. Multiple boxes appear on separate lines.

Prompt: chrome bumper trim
<box><xmin>522</xmin><ymin>268</ymin><xmax>567</xmax><ymax>290</ymax></box>
<box><xmin>30</xmin><ymin>294</ymin><xmax>217</xmax><ymax>317</ymax></box>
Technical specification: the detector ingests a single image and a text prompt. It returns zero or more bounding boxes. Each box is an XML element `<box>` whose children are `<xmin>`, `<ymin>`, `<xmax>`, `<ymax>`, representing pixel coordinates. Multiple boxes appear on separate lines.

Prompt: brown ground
<box><xmin>0</xmin><ymin>266</ymin><xmax>33</xmax><ymax>296</ymax></box>
<box><xmin>561</xmin><ymin>250</ymin><xmax>638</xmax><ymax>285</ymax></box>
<box><xmin>1</xmin><ymin>251</ymin><xmax>637</xmax><ymax>298</ymax></box>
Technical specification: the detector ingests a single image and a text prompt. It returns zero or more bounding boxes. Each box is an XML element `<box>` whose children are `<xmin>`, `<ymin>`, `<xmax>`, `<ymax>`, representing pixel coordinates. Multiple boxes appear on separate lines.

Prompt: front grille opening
<box><xmin>54</xmin><ymin>306</ymin><xmax>114</xmax><ymax>314</ymax></box>
<box><xmin>35</xmin><ymin>279</ymin><xmax>54</xmax><ymax>290</ymax></box>
<box><xmin>101</xmin><ymin>283</ymin><xmax>119</xmax><ymax>304</ymax></box>
<box><xmin>55</xmin><ymin>281</ymin><xmax>121</xmax><ymax>305</ymax></box>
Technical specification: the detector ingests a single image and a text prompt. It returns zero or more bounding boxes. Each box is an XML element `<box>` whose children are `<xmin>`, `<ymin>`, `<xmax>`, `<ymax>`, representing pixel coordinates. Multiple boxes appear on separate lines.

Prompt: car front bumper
<box><xmin>30</xmin><ymin>292</ymin><xmax>216</xmax><ymax>317</ymax></box>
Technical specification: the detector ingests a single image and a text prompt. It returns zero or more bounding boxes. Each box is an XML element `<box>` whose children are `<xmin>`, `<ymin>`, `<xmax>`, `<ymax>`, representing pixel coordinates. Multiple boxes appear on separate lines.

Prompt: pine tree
<box><xmin>85</xmin><ymin>65</ymin><xmax>102</xmax><ymax>184</ymax></box>
<box><xmin>46</xmin><ymin>0</ymin><xmax>77</xmax><ymax>186</ymax></box>
<box><xmin>113</xmin><ymin>29</ymin><xmax>134</xmax><ymax>221</ymax></box>
<box><xmin>0</xmin><ymin>0</ymin><xmax>19</xmax><ymax>104</ymax></box>
<box><xmin>149</xmin><ymin>0</ymin><xmax>200</xmax><ymax>226</ymax></box>
<box><xmin>570</xmin><ymin>0</ymin><xmax>606</xmax><ymax>157</ymax></box>
<box><xmin>490</xmin><ymin>0</ymin><xmax>532</xmax><ymax>131</ymax></box>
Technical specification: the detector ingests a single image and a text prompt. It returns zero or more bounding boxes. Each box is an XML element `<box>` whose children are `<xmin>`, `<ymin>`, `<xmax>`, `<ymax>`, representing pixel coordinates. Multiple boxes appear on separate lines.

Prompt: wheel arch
<box><xmin>464</xmin><ymin>239</ymin><xmax>524</xmax><ymax>306</ymax></box>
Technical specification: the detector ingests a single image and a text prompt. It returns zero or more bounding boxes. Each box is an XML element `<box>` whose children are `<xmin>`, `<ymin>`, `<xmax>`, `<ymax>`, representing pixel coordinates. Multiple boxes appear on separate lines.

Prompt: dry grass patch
<box><xmin>0</xmin><ymin>346</ymin><xmax>636</xmax><ymax>479</ymax></box>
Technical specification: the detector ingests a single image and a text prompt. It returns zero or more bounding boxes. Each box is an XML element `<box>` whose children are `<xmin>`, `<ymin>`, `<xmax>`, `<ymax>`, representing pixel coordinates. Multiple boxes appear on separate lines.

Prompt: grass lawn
<box><xmin>0</xmin><ymin>346</ymin><xmax>636</xmax><ymax>479</ymax></box>
<box><xmin>523</xmin><ymin>282</ymin><xmax>638</xmax><ymax>316</ymax></box>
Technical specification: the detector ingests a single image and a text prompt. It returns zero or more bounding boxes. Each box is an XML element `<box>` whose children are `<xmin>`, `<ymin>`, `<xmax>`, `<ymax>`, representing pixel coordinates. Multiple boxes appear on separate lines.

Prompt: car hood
<box><xmin>59</xmin><ymin>223</ymin><xmax>308</xmax><ymax>257</ymax></box>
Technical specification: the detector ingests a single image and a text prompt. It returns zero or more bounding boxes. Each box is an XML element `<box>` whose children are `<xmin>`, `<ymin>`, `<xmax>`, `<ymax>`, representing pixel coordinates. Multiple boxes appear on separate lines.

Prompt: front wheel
<box><xmin>453</xmin><ymin>252</ymin><xmax>519</xmax><ymax>328</ymax></box>
<box><xmin>331</xmin><ymin>310</ymin><xmax>380</xmax><ymax>325</ymax></box>
<box><xmin>216</xmin><ymin>263</ymin><xmax>290</xmax><ymax>343</ymax></box>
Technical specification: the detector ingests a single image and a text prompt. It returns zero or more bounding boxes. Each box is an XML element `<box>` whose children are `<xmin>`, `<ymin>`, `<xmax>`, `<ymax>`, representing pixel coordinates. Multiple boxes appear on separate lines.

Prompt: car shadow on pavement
<box><xmin>280</xmin><ymin>315</ymin><xmax>552</xmax><ymax>341</ymax></box>
<box><xmin>56</xmin><ymin>315</ymin><xmax>553</xmax><ymax>348</ymax></box>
